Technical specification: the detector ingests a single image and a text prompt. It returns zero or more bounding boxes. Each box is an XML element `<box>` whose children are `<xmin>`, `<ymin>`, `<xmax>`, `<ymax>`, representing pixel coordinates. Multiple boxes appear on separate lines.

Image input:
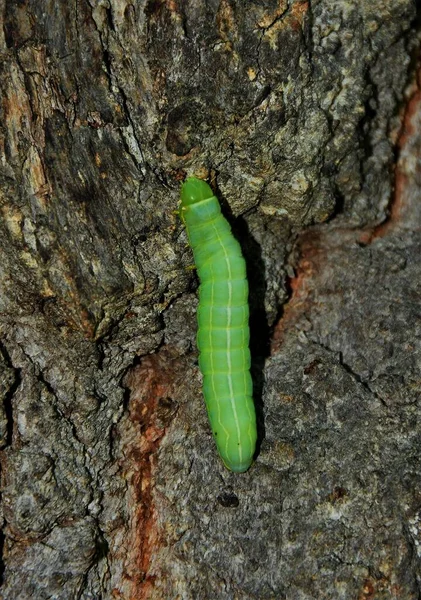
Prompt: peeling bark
<box><xmin>0</xmin><ymin>1</ymin><xmax>420</xmax><ymax>599</ymax></box>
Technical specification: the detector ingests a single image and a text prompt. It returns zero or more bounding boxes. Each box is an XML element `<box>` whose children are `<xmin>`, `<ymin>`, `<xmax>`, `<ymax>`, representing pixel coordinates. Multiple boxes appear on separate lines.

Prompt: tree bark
<box><xmin>0</xmin><ymin>1</ymin><xmax>420</xmax><ymax>598</ymax></box>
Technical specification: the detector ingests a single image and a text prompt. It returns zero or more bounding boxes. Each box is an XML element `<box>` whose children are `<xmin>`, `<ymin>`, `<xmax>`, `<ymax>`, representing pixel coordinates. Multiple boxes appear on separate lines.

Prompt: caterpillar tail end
<box><xmin>222</xmin><ymin>457</ymin><xmax>253</xmax><ymax>473</ymax></box>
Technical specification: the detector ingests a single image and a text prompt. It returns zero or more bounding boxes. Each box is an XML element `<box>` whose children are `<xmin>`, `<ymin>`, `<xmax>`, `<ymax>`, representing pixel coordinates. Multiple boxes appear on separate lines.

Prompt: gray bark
<box><xmin>0</xmin><ymin>0</ymin><xmax>420</xmax><ymax>598</ymax></box>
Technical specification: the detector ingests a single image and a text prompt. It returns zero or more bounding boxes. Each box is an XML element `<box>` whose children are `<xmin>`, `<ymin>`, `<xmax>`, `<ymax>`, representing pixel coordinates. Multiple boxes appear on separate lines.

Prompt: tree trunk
<box><xmin>0</xmin><ymin>1</ymin><xmax>420</xmax><ymax>598</ymax></box>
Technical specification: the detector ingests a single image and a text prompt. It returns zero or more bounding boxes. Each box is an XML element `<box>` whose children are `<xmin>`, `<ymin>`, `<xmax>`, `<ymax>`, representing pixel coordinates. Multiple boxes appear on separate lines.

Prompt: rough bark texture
<box><xmin>0</xmin><ymin>1</ymin><xmax>420</xmax><ymax>599</ymax></box>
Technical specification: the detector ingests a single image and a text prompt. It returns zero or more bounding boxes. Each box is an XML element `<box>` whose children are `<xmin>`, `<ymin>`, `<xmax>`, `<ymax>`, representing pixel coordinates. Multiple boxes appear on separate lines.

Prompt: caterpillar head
<box><xmin>180</xmin><ymin>177</ymin><xmax>213</xmax><ymax>207</ymax></box>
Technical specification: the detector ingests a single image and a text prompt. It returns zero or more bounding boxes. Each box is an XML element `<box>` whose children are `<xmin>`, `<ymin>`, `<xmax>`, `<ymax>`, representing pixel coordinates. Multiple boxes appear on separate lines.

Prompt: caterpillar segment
<box><xmin>180</xmin><ymin>177</ymin><xmax>257</xmax><ymax>472</ymax></box>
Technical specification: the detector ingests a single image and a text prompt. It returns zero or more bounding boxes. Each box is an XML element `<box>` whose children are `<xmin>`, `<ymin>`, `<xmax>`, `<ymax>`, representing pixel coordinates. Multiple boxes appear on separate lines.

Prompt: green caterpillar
<box><xmin>180</xmin><ymin>177</ymin><xmax>257</xmax><ymax>472</ymax></box>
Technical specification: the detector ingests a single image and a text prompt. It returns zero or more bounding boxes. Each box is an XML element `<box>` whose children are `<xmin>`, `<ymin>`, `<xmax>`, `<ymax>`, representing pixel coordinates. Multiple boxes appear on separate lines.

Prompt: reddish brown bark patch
<box><xmin>120</xmin><ymin>349</ymin><xmax>181</xmax><ymax>600</ymax></box>
<box><xmin>274</xmin><ymin>57</ymin><xmax>421</xmax><ymax>350</ymax></box>
<box><xmin>363</xmin><ymin>61</ymin><xmax>421</xmax><ymax>242</ymax></box>
<box><xmin>290</xmin><ymin>1</ymin><xmax>309</xmax><ymax>30</ymax></box>
<box><xmin>272</xmin><ymin>229</ymin><xmax>324</xmax><ymax>352</ymax></box>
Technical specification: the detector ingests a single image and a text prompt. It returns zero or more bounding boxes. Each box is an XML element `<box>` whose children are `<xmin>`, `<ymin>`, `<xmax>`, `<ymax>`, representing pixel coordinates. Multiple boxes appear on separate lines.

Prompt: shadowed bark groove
<box><xmin>0</xmin><ymin>1</ymin><xmax>420</xmax><ymax>598</ymax></box>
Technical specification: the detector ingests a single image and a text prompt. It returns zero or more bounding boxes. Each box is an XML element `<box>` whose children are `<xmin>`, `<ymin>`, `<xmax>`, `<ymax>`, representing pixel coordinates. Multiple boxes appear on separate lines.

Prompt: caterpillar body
<box><xmin>180</xmin><ymin>177</ymin><xmax>257</xmax><ymax>472</ymax></box>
